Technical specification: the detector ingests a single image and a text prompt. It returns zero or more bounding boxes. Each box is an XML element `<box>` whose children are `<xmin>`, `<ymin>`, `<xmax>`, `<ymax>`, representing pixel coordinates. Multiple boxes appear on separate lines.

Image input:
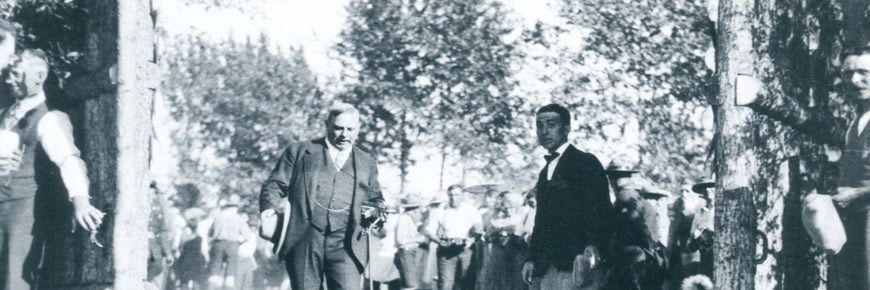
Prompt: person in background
<box><xmin>522</xmin><ymin>104</ymin><xmax>613</xmax><ymax>290</ymax></box>
<box><xmin>603</xmin><ymin>188</ymin><xmax>668</xmax><ymax>290</ymax></box>
<box><xmin>175</xmin><ymin>209</ymin><xmax>209</xmax><ymax>290</ymax></box>
<box><xmin>669</xmin><ymin>180</ymin><xmax>714</xmax><ymax>286</ymax></box>
<box><xmin>426</xmin><ymin>185</ymin><xmax>484</xmax><ymax>290</ymax></box>
<box><xmin>207</xmin><ymin>194</ymin><xmax>250</xmax><ymax>289</ymax></box>
<box><xmin>0</xmin><ymin>49</ymin><xmax>103</xmax><ymax>290</ymax></box>
<box><xmin>421</xmin><ymin>193</ymin><xmax>448</xmax><ymax>289</ymax></box>
<box><xmin>235</xmin><ymin>221</ymin><xmax>258</xmax><ymax>290</ymax></box>
<box><xmin>394</xmin><ymin>195</ymin><xmax>431</xmax><ymax>290</ymax></box>
<box><xmin>830</xmin><ymin>44</ymin><xmax>870</xmax><ymax>290</ymax></box>
<box><xmin>483</xmin><ymin>191</ymin><xmax>533</xmax><ymax>290</ymax></box>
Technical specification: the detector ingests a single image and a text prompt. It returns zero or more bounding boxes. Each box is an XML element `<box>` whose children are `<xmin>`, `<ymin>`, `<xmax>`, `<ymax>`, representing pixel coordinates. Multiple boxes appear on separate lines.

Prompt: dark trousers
<box><xmin>286</xmin><ymin>225</ymin><xmax>361</xmax><ymax>290</ymax></box>
<box><xmin>831</xmin><ymin>209</ymin><xmax>870</xmax><ymax>290</ymax></box>
<box><xmin>0</xmin><ymin>197</ymin><xmax>35</xmax><ymax>290</ymax></box>
<box><xmin>436</xmin><ymin>246</ymin><xmax>473</xmax><ymax>290</ymax></box>
<box><xmin>208</xmin><ymin>240</ymin><xmax>241</xmax><ymax>282</ymax></box>
<box><xmin>396</xmin><ymin>247</ymin><xmax>425</xmax><ymax>288</ymax></box>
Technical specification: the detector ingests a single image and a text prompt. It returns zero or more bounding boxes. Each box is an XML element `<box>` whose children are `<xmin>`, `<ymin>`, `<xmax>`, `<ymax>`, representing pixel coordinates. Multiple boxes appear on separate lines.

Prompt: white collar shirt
<box><xmin>1</xmin><ymin>93</ymin><xmax>89</xmax><ymax>200</ymax></box>
<box><xmin>546</xmin><ymin>142</ymin><xmax>571</xmax><ymax>180</ymax></box>
<box><xmin>325</xmin><ymin>139</ymin><xmax>352</xmax><ymax>170</ymax></box>
<box><xmin>858</xmin><ymin>110</ymin><xmax>870</xmax><ymax>135</ymax></box>
<box><xmin>425</xmin><ymin>203</ymin><xmax>483</xmax><ymax>240</ymax></box>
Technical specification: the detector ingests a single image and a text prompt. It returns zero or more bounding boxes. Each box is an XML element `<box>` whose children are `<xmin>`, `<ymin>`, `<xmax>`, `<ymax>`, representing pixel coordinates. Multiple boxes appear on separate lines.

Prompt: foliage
<box><xmin>337</xmin><ymin>0</ymin><xmax>527</xmax><ymax>191</ymax></box>
<box><xmin>509</xmin><ymin>0</ymin><xmax>714</xmax><ymax>191</ymax></box>
<box><xmin>9</xmin><ymin>1</ymin><xmax>88</xmax><ymax>83</ymax></box>
<box><xmin>162</xmin><ymin>35</ymin><xmax>325</xmax><ymax>211</ymax></box>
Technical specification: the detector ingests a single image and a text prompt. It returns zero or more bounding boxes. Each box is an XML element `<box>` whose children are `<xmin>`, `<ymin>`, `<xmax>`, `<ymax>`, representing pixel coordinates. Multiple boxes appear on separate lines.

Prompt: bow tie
<box><xmin>544</xmin><ymin>152</ymin><xmax>560</xmax><ymax>162</ymax></box>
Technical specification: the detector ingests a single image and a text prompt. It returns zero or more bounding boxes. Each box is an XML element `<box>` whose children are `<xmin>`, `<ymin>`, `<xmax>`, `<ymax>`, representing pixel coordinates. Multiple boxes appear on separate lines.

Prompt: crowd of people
<box><xmin>147</xmin><ymin>193</ymin><xmax>291</xmax><ymax>290</ymax></box>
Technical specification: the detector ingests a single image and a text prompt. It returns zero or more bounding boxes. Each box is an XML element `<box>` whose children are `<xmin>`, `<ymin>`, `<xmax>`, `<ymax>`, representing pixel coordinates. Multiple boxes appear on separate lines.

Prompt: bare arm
<box><xmin>833</xmin><ymin>186</ymin><xmax>870</xmax><ymax>209</ymax></box>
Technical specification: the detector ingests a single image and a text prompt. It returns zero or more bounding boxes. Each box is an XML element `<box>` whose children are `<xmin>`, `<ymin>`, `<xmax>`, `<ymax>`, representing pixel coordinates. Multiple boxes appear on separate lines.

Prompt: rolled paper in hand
<box><xmin>0</xmin><ymin>130</ymin><xmax>19</xmax><ymax>157</ymax></box>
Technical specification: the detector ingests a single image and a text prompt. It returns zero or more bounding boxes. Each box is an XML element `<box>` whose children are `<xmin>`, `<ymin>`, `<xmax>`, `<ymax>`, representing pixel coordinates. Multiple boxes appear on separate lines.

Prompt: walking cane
<box><xmin>364</xmin><ymin>214</ymin><xmax>382</xmax><ymax>290</ymax></box>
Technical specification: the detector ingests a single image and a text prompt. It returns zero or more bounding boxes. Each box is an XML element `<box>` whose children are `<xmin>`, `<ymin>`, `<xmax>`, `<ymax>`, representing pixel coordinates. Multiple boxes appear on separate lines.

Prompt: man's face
<box><xmin>5</xmin><ymin>56</ymin><xmax>47</xmax><ymax>100</ymax></box>
<box><xmin>842</xmin><ymin>54</ymin><xmax>870</xmax><ymax>101</ymax></box>
<box><xmin>536</xmin><ymin>112</ymin><xmax>568</xmax><ymax>152</ymax></box>
<box><xmin>615</xmin><ymin>192</ymin><xmax>642</xmax><ymax>222</ymax></box>
<box><xmin>0</xmin><ymin>31</ymin><xmax>14</xmax><ymax>70</ymax></box>
<box><xmin>448</xmin><ymin>188</ymin><xmax>464</xmax><ymax>208</ymax></box>
<box><xmin>326</xmin><ymin>112</ymin><xmax>360</xmax><ymax>151</ymax></box>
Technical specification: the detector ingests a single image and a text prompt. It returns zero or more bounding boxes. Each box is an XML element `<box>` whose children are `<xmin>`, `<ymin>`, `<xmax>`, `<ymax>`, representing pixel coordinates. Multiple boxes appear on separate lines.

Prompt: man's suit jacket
<box><xmin>527</xmin><ymin>144</ymin><xmax>613</xmax><ymax>274</ymax></box>
<box><xmin>259</xmin><ymin>138</ymin><xmax>382</xmax><ymax>268</ymax></box>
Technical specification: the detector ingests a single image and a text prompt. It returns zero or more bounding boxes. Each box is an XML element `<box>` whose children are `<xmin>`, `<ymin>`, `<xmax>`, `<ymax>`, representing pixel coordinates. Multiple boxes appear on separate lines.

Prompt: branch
<box><xmin>735</xmin><ymin>75</ymin><xmax>845</xmax><ymax>147</ymax></box>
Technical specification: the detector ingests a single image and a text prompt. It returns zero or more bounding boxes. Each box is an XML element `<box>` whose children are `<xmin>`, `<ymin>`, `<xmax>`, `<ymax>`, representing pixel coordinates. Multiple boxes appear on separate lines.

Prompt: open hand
<box><xmin>72</xmin><ymin>196</ymin><xmax>105</xmax><ymax>232</ymax></box>
<box><xmin>833</xmin><ymin>187</ymin><xmax>861</xmax><ymax>209</ymax></box>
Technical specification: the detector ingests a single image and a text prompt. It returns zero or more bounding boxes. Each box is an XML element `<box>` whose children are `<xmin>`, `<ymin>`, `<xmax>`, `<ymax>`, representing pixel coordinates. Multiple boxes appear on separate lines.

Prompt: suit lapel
<box><xmin>303</xmin><ymin>139</ymin><xmax>328</xmax><ymax>217</ymax></box>
<box><xmin>349</xmin><ymin>147</ymin><xmax>363</xmax><ymax>225</ymax></box>
<box><xmin>549</xmin><ymin>145</ymin><xmax>575</xmax><ymax>181</ymax></box>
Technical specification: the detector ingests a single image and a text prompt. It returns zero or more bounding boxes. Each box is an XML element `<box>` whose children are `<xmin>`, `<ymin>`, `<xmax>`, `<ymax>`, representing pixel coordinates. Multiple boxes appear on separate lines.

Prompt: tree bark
<box><xmin>36</xmin><ymin>0</ymin><xmax>154</xmax><ymax>289</ymax></box>
<box><xmin>714</xmin><ymin>0</ymin><xmax>760</xmax><ymax>288</ymax></box>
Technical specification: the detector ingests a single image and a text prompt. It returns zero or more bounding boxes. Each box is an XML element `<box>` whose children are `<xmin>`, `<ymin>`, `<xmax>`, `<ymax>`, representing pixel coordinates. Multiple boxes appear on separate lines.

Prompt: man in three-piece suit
<box><xmin>259</xmin><ymin>103</ymin><xmax>383</xmax><ymax>290</ymax></box>
<box><xmin>521</xmin><ymin>103</ymin><xmax>613</xmax><ymax>289</ymax></box>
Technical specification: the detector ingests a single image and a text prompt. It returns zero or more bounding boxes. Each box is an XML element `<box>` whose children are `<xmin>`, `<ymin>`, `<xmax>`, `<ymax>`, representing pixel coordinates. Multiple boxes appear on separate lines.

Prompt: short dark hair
<box><xmin>536</xmin><ymin>103</ymin><xmax>571</xmax><ymax>129</ymax></box>
<box><xmin>842</xmin><ymin>42</ymin><xmax>870</xmax><ymax>59</ymax></box>
<box><xmin>447</xmin><ymin>184</ymin><xmax>463</xmax><ymax>192</ymax></box>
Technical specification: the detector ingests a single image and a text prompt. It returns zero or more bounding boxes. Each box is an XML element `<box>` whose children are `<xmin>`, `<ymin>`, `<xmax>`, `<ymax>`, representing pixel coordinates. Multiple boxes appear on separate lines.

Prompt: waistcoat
<box><xmin>0</xmin><ymin>103</ymin><xmax>48</xmax><ymax>202</ymax></box>
<box><xmin>311</xmin><ymin>149</ymin><xmax>354</xmax><ymax>232</ymax></box>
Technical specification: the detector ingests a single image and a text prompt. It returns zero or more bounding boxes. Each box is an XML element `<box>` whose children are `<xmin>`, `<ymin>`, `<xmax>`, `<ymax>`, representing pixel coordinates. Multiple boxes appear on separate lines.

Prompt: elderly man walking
<box><xmin>259</xmin><ymin>102</ymin><xmax>384</xmax><ymax>290</ymax></box>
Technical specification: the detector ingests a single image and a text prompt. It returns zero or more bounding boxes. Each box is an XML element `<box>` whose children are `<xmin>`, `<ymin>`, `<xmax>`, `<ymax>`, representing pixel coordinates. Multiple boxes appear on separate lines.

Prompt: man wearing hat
<box><xmin>259</xmin><ymin>102</ymin><xmax>384</xmax><ymax>290</ymax></box>
<box><xmin>606</xmin><ymin>160</ymin><xmax>672</xmax><ymax>248</ymax></box>
<box><xmin>207</xmin><ymin>194</ymin><xmax>250</xmax><ymax>289</ymax></box>
<box><xmin>668</xmin><ymin>180</ymin><xmax>714</xmax><ymax>284</ymax></box>
<box><xmin>394</xmin><ymin>195</ymin><xmax>430</xmax><ymax>290</ymax></box>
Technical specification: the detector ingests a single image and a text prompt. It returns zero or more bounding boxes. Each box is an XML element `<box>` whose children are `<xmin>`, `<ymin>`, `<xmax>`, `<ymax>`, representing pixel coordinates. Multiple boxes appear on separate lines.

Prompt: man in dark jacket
<box><xmin>259</xmin><ymin>102</ymin><xmax>383</xmax><ymax>290</ymax></box>
<box><xmin>521</xmin><ymin>103</ymin><xmax>613</xmax><ymax>289</ymax></box>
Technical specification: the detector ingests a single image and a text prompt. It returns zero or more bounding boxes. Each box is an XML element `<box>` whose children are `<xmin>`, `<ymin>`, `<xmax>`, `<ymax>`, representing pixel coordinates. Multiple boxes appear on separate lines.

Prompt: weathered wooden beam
<box><xmin>735</xmin><ymin>75</ymin><xmax>845</xmax><ymax>147</ymax></box>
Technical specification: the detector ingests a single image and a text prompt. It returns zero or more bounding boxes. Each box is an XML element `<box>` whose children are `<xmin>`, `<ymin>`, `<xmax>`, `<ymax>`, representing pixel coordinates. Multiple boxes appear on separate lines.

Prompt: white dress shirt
<box><xmin>2</xmin><ymin>93</ymin><xmax>89</xmax><ymax>199</ymax></box>
<box><xmin>425</xmin><ymin>203</ymin><xmax>483</xmax><ymax>240</ymax></box>
<box><xmin>858</xmin><ymin>110</ymin><xmax>870</xmax><ymax>135</ymax></box>
<box><xmin>325</xmin><ymin>138</ymin><xmax>351</xmax><ymax>170</ymax></box>
<box><xmin>545</xmin><ymin>142</ymin><xmax>571</xmax><ymax>180</ymax></box>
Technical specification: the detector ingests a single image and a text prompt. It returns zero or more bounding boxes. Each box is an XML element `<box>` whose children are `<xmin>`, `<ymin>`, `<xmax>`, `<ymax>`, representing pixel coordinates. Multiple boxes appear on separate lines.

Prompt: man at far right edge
<box><xmin>831</xmin><ymin>44</ymin><xmax>870</xmax><ymax>290</ymax></box>
<box><xmin>521</xmin><ymin>104</ymin><xmax>613</xmax><ymax>290</ymax></box>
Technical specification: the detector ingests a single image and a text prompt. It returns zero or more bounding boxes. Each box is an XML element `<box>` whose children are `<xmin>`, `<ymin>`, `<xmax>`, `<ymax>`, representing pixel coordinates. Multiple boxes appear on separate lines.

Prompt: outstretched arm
<box><xmin>37</xmin><ymin>111</ymin><xmax>103</xmax><ymax>232</ymax></box>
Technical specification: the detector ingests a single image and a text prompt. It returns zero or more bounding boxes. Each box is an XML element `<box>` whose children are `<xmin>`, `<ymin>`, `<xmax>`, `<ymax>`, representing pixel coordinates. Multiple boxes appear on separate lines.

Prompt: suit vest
<box><xmin>840</xmin><ymin>118</ymin><xmax>870</xmax><ymax>211</ymax></box>
<box><xmin>311</xmin><ymin>149</ymin><xmax>354</xmax><ymax>232</ymax></box>
<box><xmin>0</xmin><ymin>103</ymin><xmax>49</xmax><ymax>202</ymax></box>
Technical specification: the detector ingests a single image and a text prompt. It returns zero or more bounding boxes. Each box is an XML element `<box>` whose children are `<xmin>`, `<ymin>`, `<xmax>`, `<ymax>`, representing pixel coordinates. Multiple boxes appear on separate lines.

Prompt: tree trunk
<box><xmin>34</xmin><ymin>0</ymin><xmax>154</xmax><ymax>289</ymax></box>
<box><xmin>715</xmin><ymin>0</ymin><xmax>866</xmax><ymax>289</ymax></box>
<box><xmin>713</xmin><ymin>1</ymin><xmax>759</xmax><ymax>289</ymax></box>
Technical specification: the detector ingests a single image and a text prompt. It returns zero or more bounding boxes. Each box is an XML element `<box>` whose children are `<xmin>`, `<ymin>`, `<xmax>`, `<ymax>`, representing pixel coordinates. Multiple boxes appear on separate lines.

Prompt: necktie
<box><xmin>543</xmin><ymin>152</ymin><xmax>560</xmax><ymax>180</ymax></box>
<box><xmin>334</xmin><ymin>151</ymin><xmax>348</xmax><ymax>169</ymax></box>
<box><xmin>544</xmin><ymin>152</ymin><xmax>560</xmax><ymax>163</ymax></box>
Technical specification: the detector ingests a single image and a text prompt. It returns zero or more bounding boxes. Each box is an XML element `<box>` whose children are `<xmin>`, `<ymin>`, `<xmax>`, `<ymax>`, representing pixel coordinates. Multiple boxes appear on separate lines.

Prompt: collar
<box><xmin>325</xmin><ymin>138</ymin><xmax>352</xmax><ymax>158</ymax></box>
<box><xmin>9</xmin><ymin>93</ymin><xmax>45</xmax><ymax>118</ymax></box>
<box><xmin>550</xmin><ymin>142</ymin><xmax>570</xmax><ymax>156</ymax></box>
